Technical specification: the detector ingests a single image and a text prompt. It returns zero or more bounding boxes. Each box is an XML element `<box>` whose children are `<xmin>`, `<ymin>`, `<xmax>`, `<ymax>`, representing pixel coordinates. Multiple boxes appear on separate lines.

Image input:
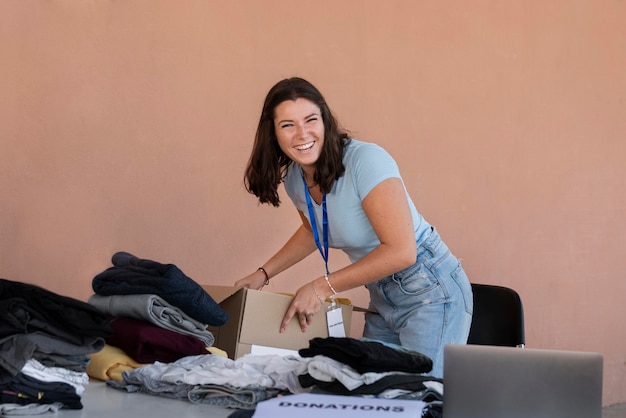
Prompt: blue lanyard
<box><xmin>302</xmin><ymin>175</ymin><xmax>329</xmax><ymax>275</ymax></box>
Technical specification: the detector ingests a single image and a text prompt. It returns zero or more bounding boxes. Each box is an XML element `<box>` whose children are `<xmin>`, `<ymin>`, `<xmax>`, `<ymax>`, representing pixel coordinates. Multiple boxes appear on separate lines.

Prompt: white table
<box><xmin>13</xmin><ymin>380</ymin><xmax>235</xmax><ymax>418</ymax></box>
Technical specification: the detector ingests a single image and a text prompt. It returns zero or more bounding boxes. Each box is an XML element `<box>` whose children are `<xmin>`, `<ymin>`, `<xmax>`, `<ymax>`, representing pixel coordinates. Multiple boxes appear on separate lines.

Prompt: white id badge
<box><xmin>326</xmin><ymin>303</ymin><xmax>345</xmax><ymax>337</ymax></box>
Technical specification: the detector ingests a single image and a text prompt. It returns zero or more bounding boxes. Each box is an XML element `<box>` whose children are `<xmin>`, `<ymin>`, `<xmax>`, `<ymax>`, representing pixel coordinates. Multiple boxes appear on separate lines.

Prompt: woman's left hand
<box><xmin>280</xmin><ymin>281</ymin><xmax>323</xmax><ymax>333</ymax></box>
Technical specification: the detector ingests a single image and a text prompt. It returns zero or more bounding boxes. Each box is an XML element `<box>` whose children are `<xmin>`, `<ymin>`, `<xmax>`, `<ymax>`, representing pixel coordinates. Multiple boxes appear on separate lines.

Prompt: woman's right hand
<box><xmin>233</xmin><ymin>269</ymin><xmax>267</xmax><ymax>290</ymax></box>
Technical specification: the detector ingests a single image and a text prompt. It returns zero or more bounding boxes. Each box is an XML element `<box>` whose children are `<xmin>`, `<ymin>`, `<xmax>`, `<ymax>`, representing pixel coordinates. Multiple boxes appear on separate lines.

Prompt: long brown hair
<box><xmin>244</xmin><ymin>77</ymin><xmax>350</xmax><ymax>207</ymax></box>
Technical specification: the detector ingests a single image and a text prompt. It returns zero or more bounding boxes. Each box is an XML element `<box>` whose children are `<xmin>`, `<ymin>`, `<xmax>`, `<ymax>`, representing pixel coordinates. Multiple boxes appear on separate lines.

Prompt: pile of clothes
<box><xmin>0</xmin><ymin>278</ymin><xmax>112</xmax><ymax>414</ymax></box>
<box><xmin>1</xmin><ymin>252</ymin><xmax>444</xmax><ymax>417</ymax></box>
<box><xmin>86</xmin><ymin>251</ymin><xmax>230</xmax><ymax>379</ymax></box>
<box><xmin>108</xmin><ymin>337</ymin><xmax>443</xmax><ymax>418</ymax></box>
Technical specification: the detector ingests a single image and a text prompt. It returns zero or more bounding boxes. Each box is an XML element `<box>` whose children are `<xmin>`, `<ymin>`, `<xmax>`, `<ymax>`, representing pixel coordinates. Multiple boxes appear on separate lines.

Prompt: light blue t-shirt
<box><xmin>284</xmin><ymin>139</ymin><xmax>431</xmax><ymax>263</ymax></box>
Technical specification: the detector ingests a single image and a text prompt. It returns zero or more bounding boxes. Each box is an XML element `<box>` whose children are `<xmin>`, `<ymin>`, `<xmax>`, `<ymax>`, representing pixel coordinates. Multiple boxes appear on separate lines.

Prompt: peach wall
<box><xmin>1</xmin><ymin>0</ymin><xmax>625</xmax><ymax>406</ymax></box>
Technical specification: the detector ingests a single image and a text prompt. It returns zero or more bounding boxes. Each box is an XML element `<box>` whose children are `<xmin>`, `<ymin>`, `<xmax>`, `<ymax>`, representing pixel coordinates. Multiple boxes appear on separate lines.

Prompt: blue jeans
<box><xmin>363</xmin><ymin>227</ymin><xmax>473</xmax><ymax>378</ymax></box>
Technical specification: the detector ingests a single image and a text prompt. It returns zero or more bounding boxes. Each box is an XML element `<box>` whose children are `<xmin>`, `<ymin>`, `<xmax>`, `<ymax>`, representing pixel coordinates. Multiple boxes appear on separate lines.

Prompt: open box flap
<box><xmin>203</xmin><ymin>285</ymin><xmax>242</xmax><ymax>304</ymax></box>
<box><xmin>203</xmin><ymin>285</ymin><xmax>373</xmax><ymax>313</ymax></box>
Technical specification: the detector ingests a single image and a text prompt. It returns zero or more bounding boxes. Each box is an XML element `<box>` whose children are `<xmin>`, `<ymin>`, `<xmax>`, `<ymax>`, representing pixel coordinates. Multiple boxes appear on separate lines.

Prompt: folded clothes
<box><xmin>300</xmin><ymin>370</ymin><xmax>443</xmax><ymax>399</ymax></box>
<box><xmin>299</xmin><ymin>337</ymin><xmax>432</xmax><ymax>374</ymax></box>
<box><xmin>88</xmin><ymin>293</ymin><xmax>215</xmax><ymax>346</ymax></box>
<box><xmin>106</xmin><ymin>316</ymin><xmax>209</xmax><ymax>364</ymax></box>
<box><xmin>0</xmin><ymin>278</ymin><xmax>112</xmax><ymax>344</ymax></box>
<box><xmin>92</xmin><ymin>252</ymin><xmax>228</xmax><ymax>326</ymax></box>
<box><xmin>1</xmin><ymin>332</ymin><xmax>104</xmax><ymax>382</ymax></box>
<box><xmin>188</xmin><ymin>383</ymin><xmax>284</xmax><ymax>409</ymax></box>
<box><xmin>87</xmin><ymin>344</ymin><xmax>145</xmax><ymax>381</ymax></box>
<box><xmin>0</xmin><ymin>373</ymin><xmax>83</xmax><ymax>410</ymax></box>
<box><xmin>0</xmin><ymin>277</ymin><xmax>110</xmax><ymax>381</ymax></box>
<box><xmin>21</xmin><ymin>358</ymin><xmax>89</xmax><ymax>396</ymax></box>
<box><xmin>0</xmin><ymin>401</ymin><xmax>64</xmax><ymax>415</ymax></box>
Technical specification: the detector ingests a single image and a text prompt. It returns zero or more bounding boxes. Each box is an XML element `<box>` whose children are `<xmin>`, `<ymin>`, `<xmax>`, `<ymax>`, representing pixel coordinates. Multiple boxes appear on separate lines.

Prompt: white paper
<box><xmin>250</xmin><ymin>345</ymin><xmax>300</xmax><ymax>357</ymax></box>
<box><xmin>253</xmin><ymin>393</ymin><xmax>426</xmax><ymax>418</ymax></box>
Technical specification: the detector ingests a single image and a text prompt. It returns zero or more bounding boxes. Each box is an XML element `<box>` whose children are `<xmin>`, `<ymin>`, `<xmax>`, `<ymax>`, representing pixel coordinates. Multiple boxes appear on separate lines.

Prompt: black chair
<box><xmin>467</xmin><ymin>283</ymin><xmax>525</xmax><ymax>348</ymax></box>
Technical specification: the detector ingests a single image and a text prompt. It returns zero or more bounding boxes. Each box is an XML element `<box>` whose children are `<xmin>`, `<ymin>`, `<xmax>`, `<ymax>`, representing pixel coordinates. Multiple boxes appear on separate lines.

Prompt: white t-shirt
<box><xmin>284</xmin><ymin>139</ymin><xmax>430</xmax><ymax>263</ymax></box>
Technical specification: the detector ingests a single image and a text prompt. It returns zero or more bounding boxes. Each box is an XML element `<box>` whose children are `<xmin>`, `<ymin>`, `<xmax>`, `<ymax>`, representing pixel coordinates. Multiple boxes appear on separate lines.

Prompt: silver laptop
<box><xmin>443</xmin><ymin>344</ymin><xmax>603</xmax><ymax>418</ymax></box>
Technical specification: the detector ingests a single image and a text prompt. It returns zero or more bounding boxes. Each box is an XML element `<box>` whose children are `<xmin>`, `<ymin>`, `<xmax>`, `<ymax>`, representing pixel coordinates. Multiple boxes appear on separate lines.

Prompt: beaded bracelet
<box><xmin>324</xmin><ymin>274</ymin><xmax>337</xmax><ymax>295</ymax></box>
<box><xmin>257</xmin><ymin>267</ymin><xmax>270</xmax><ymax>286</ymax></box>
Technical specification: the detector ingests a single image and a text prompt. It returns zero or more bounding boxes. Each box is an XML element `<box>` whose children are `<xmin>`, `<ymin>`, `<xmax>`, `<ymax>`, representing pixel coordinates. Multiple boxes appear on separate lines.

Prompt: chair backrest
<box><xmin>467</xmin><ymin>283</ymin><xmax>525</xmax><ymax>347</ymax></box>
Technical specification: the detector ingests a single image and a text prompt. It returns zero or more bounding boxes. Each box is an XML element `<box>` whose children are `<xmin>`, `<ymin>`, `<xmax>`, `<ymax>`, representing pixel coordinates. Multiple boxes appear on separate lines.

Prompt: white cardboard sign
<box><xmin>326</xmin><ymin>306</ymin><xmax>346</xmax><ymax>337</ymax></box>
<box><xmin>252</xmin><ymin>393</ymin><xmax>426</xmax><ymax>418</ymax></box>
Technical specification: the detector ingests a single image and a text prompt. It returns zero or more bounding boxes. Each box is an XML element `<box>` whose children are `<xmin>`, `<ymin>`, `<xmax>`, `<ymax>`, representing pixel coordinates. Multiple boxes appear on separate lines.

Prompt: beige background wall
<box><xmin>1</xmin><ymin>0</ymin><xmax>624</xmax><ymax>406</ymax></box>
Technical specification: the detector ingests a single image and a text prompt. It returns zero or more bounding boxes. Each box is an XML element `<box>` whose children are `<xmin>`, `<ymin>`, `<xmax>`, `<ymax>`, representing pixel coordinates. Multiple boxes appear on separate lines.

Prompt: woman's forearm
<box><xmin>258</xmin><ymin>222</ymin><xmax>317</xmax><ymax>280</ymax></box>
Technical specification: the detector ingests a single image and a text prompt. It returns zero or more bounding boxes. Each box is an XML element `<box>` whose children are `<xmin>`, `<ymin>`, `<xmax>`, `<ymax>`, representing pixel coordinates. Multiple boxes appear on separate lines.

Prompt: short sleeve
<box><xmin>348</xmin><ymin>142</ymin><xmax>401</xmax><ymax>200</ymax></box>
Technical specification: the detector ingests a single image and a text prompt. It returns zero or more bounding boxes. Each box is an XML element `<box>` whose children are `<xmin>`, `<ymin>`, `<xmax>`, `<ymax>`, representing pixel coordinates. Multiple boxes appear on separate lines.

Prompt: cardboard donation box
<box><xmin>202</xmin><ymin>285</ymin><xmax>353</xmax><ymax>359</ymax></box>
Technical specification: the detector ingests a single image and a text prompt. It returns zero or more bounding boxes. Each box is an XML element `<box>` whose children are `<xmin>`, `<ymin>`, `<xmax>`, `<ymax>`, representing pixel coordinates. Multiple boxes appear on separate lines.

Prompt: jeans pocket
<box><xmin>451</xmin><ymin>262</ymin><xmax>473</xmax><ymax>315</ymax></box>
<box><xmin>391</xmin><ymin>263</ymin><xmax>440</xmax><ymax>296</ymax></box>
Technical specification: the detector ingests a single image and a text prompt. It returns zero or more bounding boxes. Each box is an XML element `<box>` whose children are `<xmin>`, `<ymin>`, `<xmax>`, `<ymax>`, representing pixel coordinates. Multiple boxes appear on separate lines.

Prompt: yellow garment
<box><xmin>88</xmin><ymin>344</ymin><xmax>226</xmax><ymax>381</ymax></box>
<box><xmin>207</xmin><ymin>346</ymin><xmax>228</xmax><ymax>357</ymax></box>
<box><xmin>87</xmin><ymin>344</ymin><xmax>145</xmax><ymax>381</ymax></box>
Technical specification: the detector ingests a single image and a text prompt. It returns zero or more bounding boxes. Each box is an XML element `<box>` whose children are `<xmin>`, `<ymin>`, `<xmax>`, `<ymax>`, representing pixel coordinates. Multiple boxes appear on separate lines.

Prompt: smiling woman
<box><xmin>273</xmin><ymin>98</ymin><xmax>325</xmax><ymax>181</ymax></box>
<box><xmin>233</xmin><ymin>77</ymin><xmax>473</xmax><ymax>379</ymax></box>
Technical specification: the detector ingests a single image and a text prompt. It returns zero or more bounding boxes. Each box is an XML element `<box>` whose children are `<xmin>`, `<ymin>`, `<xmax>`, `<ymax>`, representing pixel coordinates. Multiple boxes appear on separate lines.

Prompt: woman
<box><xmin>234</xmin><ymin>77</ymin><xmax>472</xmax><ymax>377</ymax></box>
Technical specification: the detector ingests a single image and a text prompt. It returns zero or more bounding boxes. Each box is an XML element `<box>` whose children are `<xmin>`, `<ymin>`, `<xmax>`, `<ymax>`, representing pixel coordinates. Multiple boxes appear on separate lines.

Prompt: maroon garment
<box><xmin>106</xmin><ymin>317</ymin><xmax>208</xmax><ymax>363</ymax></box>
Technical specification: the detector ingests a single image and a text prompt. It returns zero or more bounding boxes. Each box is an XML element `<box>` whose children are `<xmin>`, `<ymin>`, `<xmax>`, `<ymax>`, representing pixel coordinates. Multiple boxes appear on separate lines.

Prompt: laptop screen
<box><xmin>443</xmin><ymin>344</ymin><xmax>603</xmax><ymax>418</ymax></box>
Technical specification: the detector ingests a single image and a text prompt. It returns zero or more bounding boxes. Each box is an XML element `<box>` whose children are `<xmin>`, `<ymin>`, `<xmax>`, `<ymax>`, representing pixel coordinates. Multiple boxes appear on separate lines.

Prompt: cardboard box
<box><xmin>202</xmin><ymin>285</ymin><xmax>353</xmax><ymax>359</ymax></box>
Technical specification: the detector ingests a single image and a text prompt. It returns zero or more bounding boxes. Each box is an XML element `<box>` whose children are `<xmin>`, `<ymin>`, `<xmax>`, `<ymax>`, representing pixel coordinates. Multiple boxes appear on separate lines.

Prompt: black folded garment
<box><xmin>92</xmin><ymin>251</ymin><xmax>228</xmax><ymax>326</ymax></box>
<box><xmin>0</xmin><ymin>373</ymin><xmax>83</xmax><ymax>410</ymax></box>
<box><xmin>299</xmin><ymin>337</ymin><xmax>433</xmax><ymax>374</ymax></box>
<box><xmin>299</xmin><ymin>372</ymin><xmax>443</xmax><ymax>400</ymax></box>
<box><xmin>0</xmin><ymin>278</ymin><xmax>112</xmax><ymax>344</ymax></box>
